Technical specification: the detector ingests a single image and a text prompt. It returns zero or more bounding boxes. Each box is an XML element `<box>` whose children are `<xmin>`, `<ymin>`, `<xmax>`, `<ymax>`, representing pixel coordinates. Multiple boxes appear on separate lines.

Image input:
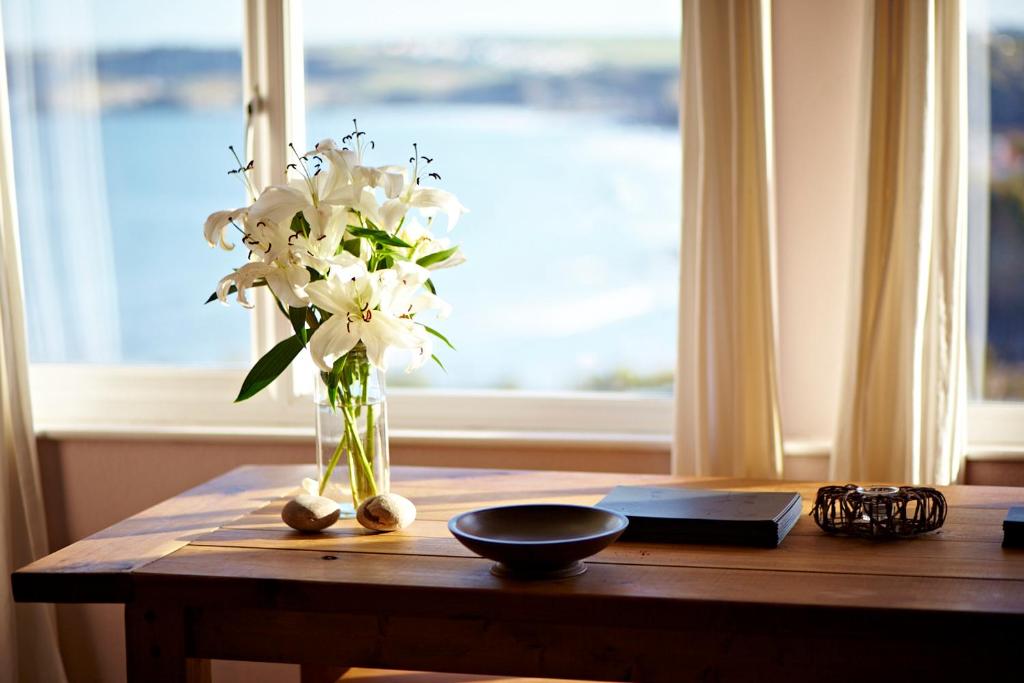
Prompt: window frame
<box><xmin>962</xmin><ymin>4</ymin><xmax>1024</xmax><ymax>459</ymax></box>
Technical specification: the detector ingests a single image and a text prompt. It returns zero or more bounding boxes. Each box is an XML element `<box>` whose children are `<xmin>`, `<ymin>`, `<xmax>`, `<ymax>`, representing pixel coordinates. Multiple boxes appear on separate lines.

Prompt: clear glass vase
<box><xmin>314</xmin><ymin>344</ymin><xmax>389</xmax><ymax>517</ymax></box>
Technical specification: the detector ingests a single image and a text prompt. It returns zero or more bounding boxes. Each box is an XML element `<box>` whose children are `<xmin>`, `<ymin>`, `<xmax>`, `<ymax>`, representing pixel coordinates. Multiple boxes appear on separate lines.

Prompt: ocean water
<box><xmin>18</xmin><ymin>104</ymin><xmax>680</xmax><ymax>391</ymax></box>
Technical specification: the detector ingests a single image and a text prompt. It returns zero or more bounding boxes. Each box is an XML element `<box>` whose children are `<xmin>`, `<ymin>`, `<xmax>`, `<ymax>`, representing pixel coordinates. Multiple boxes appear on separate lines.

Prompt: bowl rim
<box><xmin>447</xmin><ymin>503</ymin><xmax>629</xmax><ymax>546</ymax></box>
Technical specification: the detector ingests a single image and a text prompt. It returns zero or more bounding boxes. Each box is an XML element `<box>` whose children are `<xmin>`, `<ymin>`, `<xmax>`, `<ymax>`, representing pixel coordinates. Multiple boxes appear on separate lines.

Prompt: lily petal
<box><xmin>360</xmin><ymin>312</ymin><xmax>421</xmax><ymax>370</ymax></box>
<box><xmin>379</xmin><ymin>198</ymin><xmax>408</xmax><ymax>233</ymax></box>
<box><xmin>308</xmin><ymin>314</ymin><xmax>359</xmax><ymax>372</ymax></box>
<box><xmin>407</xmin><ymin>187</ymin><xmax>468</xmax><ymax>231</ymax></box>
<box><xmin>305</xmin><ymin>278</ymin><xmax>351</xmax><ymax>316</ymax></box>
<box><xmin>203</xmin><ymin>208</ymin><xmax>246</xmax><ymax>250</ymax></box>
<box><xmin>265</xmin><ymin>264</ymin><xmax>310</xmax><ymax>308</ymax></box>
<box><xmin>249</xmin><ymin>185</ymin><xmax>308</xmax><ymax>227</ymax></box>
<box><xmin>216</xmin><ymin>262</ymin><xmax>271</xmax><ymax>308</ymax></box>
<box><xmin>410</xmin><ymin>292</ymin><xmax>452</xmax><ymax>320</ymax></box>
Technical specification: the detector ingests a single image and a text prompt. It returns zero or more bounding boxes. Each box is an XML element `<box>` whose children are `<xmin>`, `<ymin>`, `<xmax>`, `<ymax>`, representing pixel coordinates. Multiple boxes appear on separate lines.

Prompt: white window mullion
<box><xmin>243</xmin><ymin>0</ymin><xmax>306</xmax><ymax>403</ymax></box>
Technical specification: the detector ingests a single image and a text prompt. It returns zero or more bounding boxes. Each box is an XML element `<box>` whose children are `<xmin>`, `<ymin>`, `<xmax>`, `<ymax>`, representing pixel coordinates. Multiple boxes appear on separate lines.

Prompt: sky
<box><xmin>3</xmin><ymin>0</ymin><xmax>681</xmax><ymax>51</ymax></box>
<box><xmin>5</xmin><ymin>0</ymin><xmax>1024</xmax><ymax>53</ymax></box>
<box><xmin>987</xmin><ymin>0</ymin><xmax>1024</xmax><ymax>30</ymax></box>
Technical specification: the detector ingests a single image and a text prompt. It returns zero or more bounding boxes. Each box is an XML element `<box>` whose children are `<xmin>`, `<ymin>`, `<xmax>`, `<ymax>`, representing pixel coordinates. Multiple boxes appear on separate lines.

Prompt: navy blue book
<box><xmin>1003</xmin><ymin>506</ymin><xmax>1024</xmax><ymax>548</ymax></box>
<box><xmin>596</xmin><ymin>486</ymin><xmax>801</xmax><ymax>548</ymax></box>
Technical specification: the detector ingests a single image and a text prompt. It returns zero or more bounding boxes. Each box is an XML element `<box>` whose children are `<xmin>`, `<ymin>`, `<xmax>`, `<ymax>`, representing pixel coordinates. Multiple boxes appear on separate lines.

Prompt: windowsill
<box><xmin>34</xmin><ymin>423</ymin><xmax>672</xmax><ymax>451</ymax></box>
<box><xmin>34</xmin><ymin>421</ymin><xmax>842</xmax><ymax>461</ymax></box>
<box><xmin>37</xmin><ymin>415</ymin><xmax>1024</xmax><ymax>465</ymax></box>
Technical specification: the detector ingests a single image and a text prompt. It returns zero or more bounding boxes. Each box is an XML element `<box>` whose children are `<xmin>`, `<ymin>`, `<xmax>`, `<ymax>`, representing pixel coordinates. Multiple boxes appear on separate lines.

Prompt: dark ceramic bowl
<box><xmin>448</xmin><ymin>504</ymin><xmax>629</xmax><ymax>579</ymax></box>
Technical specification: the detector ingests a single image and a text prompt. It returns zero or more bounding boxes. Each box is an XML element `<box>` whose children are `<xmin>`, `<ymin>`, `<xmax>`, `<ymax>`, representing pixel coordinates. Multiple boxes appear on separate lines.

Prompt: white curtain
<box><xmin>674</xmin><ymin>0</ymin><xmax>784</xmax><ymax>478</ymax></box>
<box><xmin>0</xmin><ymin>9</ymin><xmax>68</xmax><ymax>682</ymax></box>
<box><xmin>832</xmin><ymin>0</ymin><xmax>967</xmax><ymax>485</ymax></box>
<box><xmin>3</xmin><ymin>0</ymin><xmax>121</xmax><ymax>364</ymax></box>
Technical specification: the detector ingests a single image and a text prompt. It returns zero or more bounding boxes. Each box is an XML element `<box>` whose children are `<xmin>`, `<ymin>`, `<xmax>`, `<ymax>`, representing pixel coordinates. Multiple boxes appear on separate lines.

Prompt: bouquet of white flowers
<box><xmin>204</xmin><ymin>121</ymin><xmax>466</xmax><ymax>505</ymax></box>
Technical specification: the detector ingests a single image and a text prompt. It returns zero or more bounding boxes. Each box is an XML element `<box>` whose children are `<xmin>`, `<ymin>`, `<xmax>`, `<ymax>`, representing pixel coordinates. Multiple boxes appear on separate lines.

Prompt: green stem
<box><xmin>346</xmin><ymin>426</ymin><xmax>360</xmax><ymax>500</ymax></box>
<box><xmin>341</xmin><ymin>402</ymin><xmax>378</xmax><ymax>498</ymax></box>
<box><xmin>318</xmin><ymin>351</ymin><xmax>380</xmax><ymax>503</ymax></box>
<box><xmin>318</xmin><ymin>429</ymin><xmax>346</xmax><ymax>496</ymax></box>
<box><xmin>364</xmin><ymin>403</ymin><xmax>376</xmax><ymax>479</ymax></box>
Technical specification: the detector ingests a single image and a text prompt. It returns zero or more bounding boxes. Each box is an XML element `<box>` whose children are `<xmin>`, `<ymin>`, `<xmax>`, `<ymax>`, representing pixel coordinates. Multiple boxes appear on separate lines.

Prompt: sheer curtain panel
<box><xmin>832</xmin><ymin>0</ymin><xmax>968</xmax><ymax>485</ymax></box>
<box><xmin>0</xmin><ymin>11</ymin><xmax>67</xmax><ymax>682</ymax></box>
<box><xmin>674</xmin><ymin>0</ymin><xmax>784</xmax><ymax>478</ymax></box>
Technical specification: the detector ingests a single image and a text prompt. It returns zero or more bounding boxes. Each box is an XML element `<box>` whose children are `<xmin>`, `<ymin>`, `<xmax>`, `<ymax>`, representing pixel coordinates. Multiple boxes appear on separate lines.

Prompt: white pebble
<box><xmin>356</xmin><ymin>493</ymin><xmax>417</xmax><ymax>531</ymax></box>
<box><xmin>282</xmin><ymin>493</ymin><xmax>341</xmax><ymax>532</ymax></box>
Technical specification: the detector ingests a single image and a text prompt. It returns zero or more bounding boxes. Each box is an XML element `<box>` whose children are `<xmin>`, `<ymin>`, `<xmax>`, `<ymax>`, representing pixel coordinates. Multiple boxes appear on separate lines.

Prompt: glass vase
<box><xmin>313</xmin><ymin>344</ymin><xmax>390</xmax><ymax>517</ymax></box>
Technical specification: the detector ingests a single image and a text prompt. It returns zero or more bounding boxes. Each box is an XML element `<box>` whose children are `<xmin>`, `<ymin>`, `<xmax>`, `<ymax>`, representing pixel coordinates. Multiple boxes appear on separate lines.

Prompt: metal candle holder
<box><xmin>811</xmin><ymin>484</ymin><xmax>946</xmax><ymax>538</ymax></box>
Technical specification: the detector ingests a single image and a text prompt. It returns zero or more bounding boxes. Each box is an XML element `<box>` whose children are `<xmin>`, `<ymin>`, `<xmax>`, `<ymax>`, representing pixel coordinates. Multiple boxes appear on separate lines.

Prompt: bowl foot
<box><xmin>490</xmin><ymin>561</ymin><xmax>586</xmax><ymax>580</ymax></box>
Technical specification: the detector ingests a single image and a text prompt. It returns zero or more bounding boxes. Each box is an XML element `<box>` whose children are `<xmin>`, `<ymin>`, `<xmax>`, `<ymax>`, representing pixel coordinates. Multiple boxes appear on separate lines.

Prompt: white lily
<box><xmin>306</xmin><ymin>270</ymin><xmax>426</xmax><ymax>371</ymax></box>
<box><xmin>246</xmin><ymin>193</ymin><xmax>355</xmax><ymax>277</ymax></box>
<box><xmin>396</xmin><ymin>151</ymin><xmax>468</xmax><ymax>231</ymax></box>
<box><xmin>247</xmin><ymin>184</ymin><xmax>303</xmax><ymax>226</ymax></box>
<box><xmin>203</xmin><ymin>207</ymin><xmax>246</xmax><ymax>250</ymax></box>
<box><xmin>401</xmin><ymin>185</ymin><xmax>467</xmax><ymax>232</ymax></box>
<box><xmin>351</xmin><ymin>168</ymin><xmax>466</xmax><ymax>235</ymax></box>
<box><xmin>376</xmin><ymin>261</ymin><xmax>452</xmax><ymax>321</ymax></box>
<box><xmin>399</xmin><ymin>219</ymin><xmax>467</xmax><ymax>271</ymax></box>
<box><xmin>205</xmin><ymin>128</ymin><xmax>467</xmax><ymax>391</ymax></box>
<box><xmin>346</xmin><ymin>189</ymin><xmax>408</xmax><ymax>234</ymax></box>
<box><xmin>309</xmin><ymin>138</ymin><xmax>405</xmax><ymax>199</ymax></box>
<box><xmin>216</xmin><ymin>258</ymin><xmax>310</xmax><ymax>309</ymax></box>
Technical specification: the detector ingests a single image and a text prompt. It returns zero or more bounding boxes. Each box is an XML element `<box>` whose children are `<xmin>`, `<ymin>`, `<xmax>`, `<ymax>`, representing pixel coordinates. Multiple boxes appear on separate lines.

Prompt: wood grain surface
<box><xmin>13</xmin><ymin>465</ymin><xmax>1024</xmax><ymax>681</ymax></box>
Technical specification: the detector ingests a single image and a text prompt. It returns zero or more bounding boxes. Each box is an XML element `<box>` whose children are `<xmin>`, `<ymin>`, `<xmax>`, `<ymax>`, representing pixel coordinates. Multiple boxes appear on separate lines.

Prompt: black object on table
<box><xmin>596</xmin><ymin>485</ymin><xmax>801</xmax><ymax>548</ymax></box>
<box><xmin>1004</xmin><ymin>506</ymin><xmax>1024</xmax><ymax>548</ymax></box>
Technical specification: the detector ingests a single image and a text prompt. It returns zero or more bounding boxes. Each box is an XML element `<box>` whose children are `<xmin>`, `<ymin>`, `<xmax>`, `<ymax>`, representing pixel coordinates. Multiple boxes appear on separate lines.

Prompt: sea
<box><xmin>15</xmin><ymin>104</ymin><xmax>680</xmax><ymax>392</ymax></box>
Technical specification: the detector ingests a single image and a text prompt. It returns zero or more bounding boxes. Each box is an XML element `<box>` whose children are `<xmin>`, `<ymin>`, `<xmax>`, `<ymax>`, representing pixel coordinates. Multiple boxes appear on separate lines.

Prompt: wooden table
<box><xmin>12</xmin><ymin>465</ymin><xmax>1024</xmax><ymax>682</ymax></box>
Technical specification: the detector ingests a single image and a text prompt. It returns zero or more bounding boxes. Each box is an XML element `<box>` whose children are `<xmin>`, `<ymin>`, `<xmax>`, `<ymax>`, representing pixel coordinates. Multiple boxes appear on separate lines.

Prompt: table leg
<box><xmin>300</xmin><ymin>664</ymin><xmax>350</xmax><ymax>683</ymax></box>
<box><xmin>125</xmin><ymin>601</ymin><xmax>211</xmax><ymax>682</ymax></box>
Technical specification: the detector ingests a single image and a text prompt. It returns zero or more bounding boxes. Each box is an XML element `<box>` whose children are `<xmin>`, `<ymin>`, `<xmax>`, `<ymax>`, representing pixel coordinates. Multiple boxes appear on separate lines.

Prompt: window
<box><xmin>965</xmin><ymin>0</ymin><xmax>1024</xmax><ymax>450</ymax></box>
<box><xmin>2</xmin><ymin>0</ymin><xmax>249</xmax><ymax>367</ymax></box>
<box><xmin>302</xmin><ymin>0</ymin><xmax>681</xmax><ymax>392</ymax></box>
<box><xmin>10</xmin><ymin>0</ymin><xmax>678</xmax><ymax>437</ymax></box>
<box><xmin>968</xmin><ymin>0</ymin><xmax>1024</xmax><ymax>401</ymax></box>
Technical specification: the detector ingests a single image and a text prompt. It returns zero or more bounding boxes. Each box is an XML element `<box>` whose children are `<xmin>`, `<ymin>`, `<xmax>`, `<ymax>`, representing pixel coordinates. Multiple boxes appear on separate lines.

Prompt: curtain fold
<box><xmin>674</xmin><ymin>0</ymin><xmax>783</xmax><ymax>478</ymax></box>
<box><xmin>0</xmin><ymin>9</ymin><xmax>68</xmax><ymax>682</ymax></box>
<box><xmin>832</xmin><ymin>0</ymin><xmax>967</xmax><ymax>485</ymax></box>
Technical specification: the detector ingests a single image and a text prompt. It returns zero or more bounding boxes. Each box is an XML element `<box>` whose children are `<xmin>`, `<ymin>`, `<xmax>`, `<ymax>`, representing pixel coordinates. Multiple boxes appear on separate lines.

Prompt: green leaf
<box><xmin>234</xmin><ymin>334</ymin><xmax>305</xmax><ymax>402</ymax></box>
<box><xmin>431</xmin><ymin>354</ymin><xmax>447</xmax><ymax>373</ymax></box>
<box><xmin>416</xmin><ymin>245</ymin><xmax>459</xmax><ymax>268</ymax></box>
<box><xmin>346</xmin><ymin>225</ymin><xmax>413</xmax><ymax>248</ymax></box>
<box><xmin>421</xmin><ymin>324</ymin><xmax>455</xmax><ymax>351</ymax></box>
<box><xmin>288</xmin><ymin>306</ymin><xmax>309</xmax><ymax>345</ymax></box>
<box><xmin>327</xmin><ymin>354</ymin><xmax>348</xmax><ymax>410</ymax></box>
<box><xmin>424</xmin><ymin>278</ymin><xmax>437</xmax><ymax>295</ymax></box>
<box><xmin>341</xmin><ymin>238</ymin><xmax>361</xmax><ymax>258</ymax></box>
<box><xmin>290</xmin><ymin>211</ymin><xmax>310</xmax><ymax>237</ymax></box>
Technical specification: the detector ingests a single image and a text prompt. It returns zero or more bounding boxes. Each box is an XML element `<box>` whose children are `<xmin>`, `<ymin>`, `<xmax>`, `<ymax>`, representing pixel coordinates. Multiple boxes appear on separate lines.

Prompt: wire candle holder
<box><xmin>811</xmin><ymin>484</ymin><xmax>946</xmax><ymax>538</ymax></box>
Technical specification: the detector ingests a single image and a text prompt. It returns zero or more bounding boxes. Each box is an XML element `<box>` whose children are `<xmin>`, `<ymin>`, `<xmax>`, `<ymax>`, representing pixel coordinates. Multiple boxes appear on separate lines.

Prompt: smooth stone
<box><xmin>356</xmin><ymin>493</ymin><xmax>417</xmax><ymax>532</ymax></box>
<box><xmin>281</xmin><ymin>492</ymin><xmax>341</xmax><ymax>532</ymax></box>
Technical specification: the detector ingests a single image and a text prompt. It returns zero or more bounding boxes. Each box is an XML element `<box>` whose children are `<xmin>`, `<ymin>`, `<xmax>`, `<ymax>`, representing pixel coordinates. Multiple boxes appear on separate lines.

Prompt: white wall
<box><xmin>773</xmin><ymin>0</ymin><xmax>869</xmax><ymax>446</ymax></box>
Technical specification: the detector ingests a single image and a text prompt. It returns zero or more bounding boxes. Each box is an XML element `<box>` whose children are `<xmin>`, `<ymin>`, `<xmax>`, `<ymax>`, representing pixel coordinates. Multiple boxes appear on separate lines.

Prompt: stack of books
<box><xmin>596</xmin><ymin>485</ymin><xmax>802</xmax><ymax>548</ymax></box>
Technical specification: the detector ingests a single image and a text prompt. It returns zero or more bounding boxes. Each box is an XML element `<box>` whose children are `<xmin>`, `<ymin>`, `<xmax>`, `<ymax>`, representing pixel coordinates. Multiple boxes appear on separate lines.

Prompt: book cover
<box><xmin>596</xmin><ymin>485</ymin><xmax>802</xmax><ymax>548</ymax></box>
